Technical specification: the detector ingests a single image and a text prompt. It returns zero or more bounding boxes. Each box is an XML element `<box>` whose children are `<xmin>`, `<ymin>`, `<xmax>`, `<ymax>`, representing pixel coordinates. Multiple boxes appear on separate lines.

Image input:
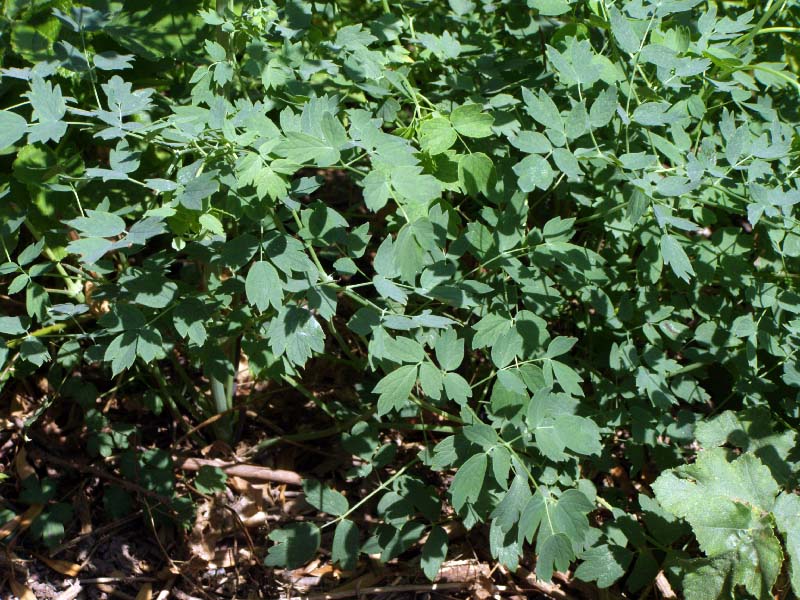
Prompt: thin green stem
<box><xmin>322</xmin><ymin>457</ymin><xmax>419</xmax><ymax>529</ymax></box>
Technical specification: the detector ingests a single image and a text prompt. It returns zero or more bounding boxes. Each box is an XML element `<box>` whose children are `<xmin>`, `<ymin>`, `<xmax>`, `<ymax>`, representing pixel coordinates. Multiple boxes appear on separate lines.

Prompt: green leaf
<box><xmin>521</xmin><ymin>88</ymin><xmax>562</xmax><ymax>131</ymax></box>
<box><xmin>374</xmin><ymin>365</ymin><xmax>418</xmax><ymax>416</ymax></box>
<box><xmin>303</xmin><ymin>479</ymin><xmax>349</xmax><ymax>516</ymax></box>
<box><xmin>443</xmin><ymin>372</ymin><xmax>472</xmax><ymax>405</ymax></box>
<box><xmin>556</xmin><ymin>414</ymin><xmax>601</xmax><ymax>456</ymax></box>
<box><xmin>633</xmin><ymin>102</ymin><xmax>678</xmax><ymax>127</ymax></box>
<box><xmin>391</xmin><ymin>166</ymin><xmax>442</xmax><ymax>207</ymax></box>
<box><xmin>552</xmin><ymin>148</ymin><xmax>581</xmax><ymax>180</ymax></box>
<box><xmin>9</xmin><ymin>274</ymin><xmax>29</xmax><ymax>295</ymax></box>
<box><xmin>509</xmin><ymin>130</ymin><xmax>552</xmax><ymax>154</ymax></box>
<box><xmin>56</xmin><ymin>42</ymin><xmax>89</xmax><ymax>72</ymax></box>
<box><xmin>66</xmin><ymin>211</ymin><xmax>126</xmax><ymax>238</ymax></box>
<box><xmin>363</xmin><ymin>170</ymin><xmax>391</xmax><ymax>211</ymax></box>
<box><xmin>451</xmin><ymin>452</ymin><xmax>487</xmax><ymax>511</ymax></box>
<box><xmin>0</xmin><ymin>316</ymin><xmax>29</xmax><ymax>336</ymax></box>
<box><xmin>267</xmin><ymin>306</ymin><xmax>325</xmax><ymax>367</ymax></box>
<box><xmin>551</xmin><ymin>490</ymin><xmax>594</xmax><ymax>541</ymax></box>
<box><xmin>522</xmin><ymin>488</ymin><xmax>594</xmax><ymax>579</ymax></box>
<box><xmin>660</xmin><ymin>234</ymin><xmax>695</xmax><ymax>282</ymax></box>
<box><xmin>458</xmin><ymin>152</ymin><xmax>494</xmax><ymax>197</ymax></box>
<box><xmin>682</xmin><ymin>547</ymin><xmax>781</xmax><ymax>600</ymax></box>
<box><xmin>551</xmin><ymin>360</ymin><xmax>584</xmax><ymax>397</ymax></box>
<box><xmin>198</xmin><ymin>213</ymin><xmax>224</xmax><ymax>236</ymax></box>
<box><xmin>418</xmin><ymin>362</ymin><xmax>443</xmax><ymax>398</ymax></box>
<box><xmin>26</xmin><ymin>76</ymin><xmax>67</xmax><ymax>143</ymax></box>
<box><xmin>529</xmin><ymin>0</ymin><xmax>571</xmax><ymax>16</ymax></box>
<box><xmin>464</xmin><ymin>422</ymin><xmax>499</xmax><ymax>451</ymax></box>
<box><xmin>653</xmin><ymin>449</ymin><xmax>780</xmax><ymax>551</ymax></box>
<box><xmin>497</xmin><ymin>369</ymin><xmax>526</xmax><ymax>394</ymax></box>
<box><xmin>245</xmin><ymin>261</ymin><xmax>283</xmax><ymax>312</ymax></box>
<box><xmin>536</xmin><ymin>533</ymin><xmax>573</xmax><ymax>581</ymax></box>
<box><xmin>421</xmin><ymin>526</ymin><xmax>449</xmax><ymax>580</ymax></box>
<box><xmin>529</xmin><ymin>392</ymin><xmax>599</xmax><ymax>460</ymax></box>
<box><xmin>264</xmin><ymin>522</ymin><xmax>321</xmax><ymax>569</ymax></box>
<box><xmin>575</xmin><ymin>544</ymin><xmax>632</xmax><ymax>588</ymax></box>
<box><xmin>419</xmin><ymin>117</ymin><xmax>457</xmax><ymax>154</ymax></box>
<box><xmin>19</xmin><ymin>336</ymin><xmax>49</xmax><ymax>367</ymax></box>
<box><xmin>178</xmin><ymin>172</ymin><xmax>219</xmax><ymax>210</ymax></box>
<box><xmin>513</xmin><ymin>154</ymin><xmax>554</xmax><ymax>192</ymax></box>
<box><xmin>589</xmin><ymin>86</ymin><xmax>618</xmax><ymax>128</ymax></box>
<box><xmin>380</xmin><ymin>521</ymin><xmax>426</xmax><ymax>562</ymax></box>
<box><xmin>472</xmin><ymin>313</ymin><xmax>512</xmax><ymax>350</ymax></box>
<box><xmin>105</xmin><ymin>331</ymin><xmax>138</xmax><ymax>375</ymax></box>
<box><xmin>277</xmin><ymin>131</ymin><xmax>340</xmax><ymax>167</ymax></box>
<box><xmin>384</xmin><ymin>335</ymin><xmax>425</xmax><ymax>363</ymax></box>
<box><xmin>0</xmin><ymin>110</ymin><xmax>28</xmax><ymax>149</ymax></box>
<box><xmin>435</xmin><ymin>329</ymin><xmax>464</xmax><ymax>371</ymax></box>
<box><xmin>173</xmin><ymin>299</ymin><xmax>208</xmax><ymax>346</ymax></box>
<box><xmin>94</xmin><ymin>51</ymin><xmax>135</xmax><ymax>71</ymax></box>
<box><xmin>608</xmin><ymin>5</ymin><xmax>641</xmax><ymax>54</ymax></box>
<box><xmin>695</xmin><ymin>409</ymin><xmax>796</xmax><ymax>483</ymax></box>
<box><xmin>545</xmin><ymin>336</ymin><xmax>578</xmax><ymax>359</ymax></box>
<box><xmin>450</xmin><ymin>103</ymin><xmax>494</xmax><ymax>138</ymax></box>
<box><xmin>332</xmin><ymin>519</ymin><xmax>360</xmax><ymax>570</ymax></box>
<box><xmin>491</xmin><ymin>472</ymin><xmax>531</xmax><ymax>532</ymax></box>
<box><xmin>567</xmin><ymin>103</ymin><xmax>589</xmax><ymax>143</ymax></box>
<box><xmin>653</xmin><ymin>449</ymin><xmax>784</xmax><ymax>597</ymax></box>
<box><xmin>136</xmin><ymin>326</ymin><xmax>163</xmax><ymax>363</ymax></box>
<box><xmin>4</xmin><ymin>5</ymin><xmax>800</xmax><ymax>596</ymax></box>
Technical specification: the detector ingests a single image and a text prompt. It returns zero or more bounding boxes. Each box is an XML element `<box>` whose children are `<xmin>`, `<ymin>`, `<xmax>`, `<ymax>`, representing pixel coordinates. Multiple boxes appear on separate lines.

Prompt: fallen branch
<box><xmin>81</xmin><ymin>577</ymin><xmax>159</xmax><ymax>584</ymax></box>
<box><xmin>173</xmin><ymin>456</ymin><xmax>302</xmax><ymax>486</ymax></box>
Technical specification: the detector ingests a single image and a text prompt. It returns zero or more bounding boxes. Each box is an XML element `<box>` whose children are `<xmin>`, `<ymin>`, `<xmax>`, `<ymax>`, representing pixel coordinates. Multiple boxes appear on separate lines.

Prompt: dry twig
<box><xmin>174</xmin><ymin>456</ymin><xmax>302</xmax><ymax>485</ymax></box>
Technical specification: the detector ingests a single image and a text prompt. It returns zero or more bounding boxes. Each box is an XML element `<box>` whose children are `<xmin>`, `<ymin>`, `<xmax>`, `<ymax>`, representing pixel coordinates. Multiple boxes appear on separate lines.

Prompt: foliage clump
<box><xmin>1</xmin><ymin>0</ymin><xmax>800</xmax><ymax>597</ymax></box>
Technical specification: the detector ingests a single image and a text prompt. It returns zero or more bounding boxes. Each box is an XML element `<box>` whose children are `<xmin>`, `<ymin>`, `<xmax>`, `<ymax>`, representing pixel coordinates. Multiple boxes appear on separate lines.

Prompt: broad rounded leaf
<box><xmin>450</xmin><ymin>103</ymin><xmax>494</xmax><ymax>138</ymax></box>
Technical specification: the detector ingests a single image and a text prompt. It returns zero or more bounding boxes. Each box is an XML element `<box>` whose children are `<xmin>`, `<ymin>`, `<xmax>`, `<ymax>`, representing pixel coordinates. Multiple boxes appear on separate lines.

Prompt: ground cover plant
<box><xmin>1</xmin><ymin>0</ymin><xmax>800</xmax><ymax>598</ymax></box>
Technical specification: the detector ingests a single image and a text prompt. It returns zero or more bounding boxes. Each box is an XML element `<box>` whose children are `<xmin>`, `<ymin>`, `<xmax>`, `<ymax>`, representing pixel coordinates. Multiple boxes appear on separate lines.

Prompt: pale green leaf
<box><xmin>660</xmin><ymin>234</ymin><xmax>695</xmax><ymax>282</ymax></box>
<box><xmin>513</xmin><ymin>154</ymin><xmax>554</xmax><ymax>192</ymax></box>
<box><xmin>450</xmin><ymin>103</ymin><xmax>494</xmax><ymax>138</ymax></box>
<box><xmin>529</xmin><ymin>0</ymin><xmax>571</xmax><ymax>16</ymax></box>
<box><xmin>374</xmin><ymin>365</ymin><xmax>417</xmax><ymax>416</ymax></box>
<box><xmin>608</xmin><ymin>6</ymin><xmax>641</xmax><ymax>54</ymax></box>
<box><xmin>419</xmin><ymin>117</ymin><xmax>457</xmax><ymax>154</ymax></box>
<box><xmin>0</xmin><ymin>110</ymin><xmax>28</xmax><ymax>149</ymax></box>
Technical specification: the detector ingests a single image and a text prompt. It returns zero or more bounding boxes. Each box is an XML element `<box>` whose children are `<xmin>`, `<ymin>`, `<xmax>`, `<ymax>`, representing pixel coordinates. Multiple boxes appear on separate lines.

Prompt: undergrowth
<box><xmin>2</xmin><ymin>0</ymin><xmax>800</xmax><ymax>598</ymax></box>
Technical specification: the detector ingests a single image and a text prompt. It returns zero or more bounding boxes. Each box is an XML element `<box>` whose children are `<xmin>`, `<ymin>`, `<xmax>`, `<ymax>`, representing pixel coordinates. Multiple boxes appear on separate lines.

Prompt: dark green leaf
<box><xmin>303</xmin><ymin>479</ymin><xmax>349</xmax><ymax>516</ymax></box>
<box><xmin>264</xmin><ymin>523</ymin><xmax>321</xmax><ymax>569</ymax></box>
<box><xmin>421</xmin><ymin>526</ymin><xmax>448</xmax><ymax>580</ymax></box>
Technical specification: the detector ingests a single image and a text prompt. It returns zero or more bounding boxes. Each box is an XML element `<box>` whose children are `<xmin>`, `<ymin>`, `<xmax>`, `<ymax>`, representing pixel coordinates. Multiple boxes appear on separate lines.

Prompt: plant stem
<box><xmin>322</xmin><ymin>457</ymin><xmax>420</xmax><ymax>529</ymax></box>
